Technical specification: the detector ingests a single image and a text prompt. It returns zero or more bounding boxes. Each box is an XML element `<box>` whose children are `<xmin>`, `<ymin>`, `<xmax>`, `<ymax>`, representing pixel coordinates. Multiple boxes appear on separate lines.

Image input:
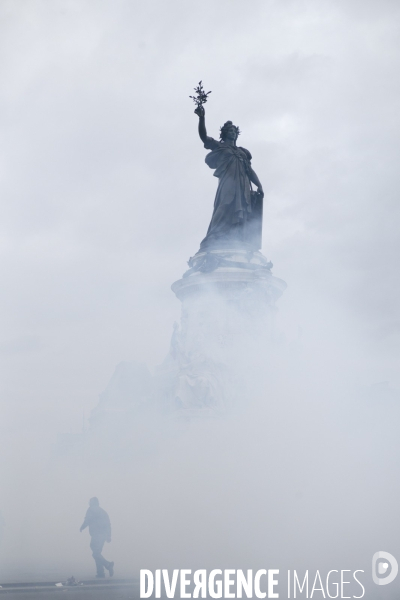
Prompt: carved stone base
<box><xmin>157</xmin><ymin>248</ymin><xmax>286</xmax><ymax>418</ymax></box>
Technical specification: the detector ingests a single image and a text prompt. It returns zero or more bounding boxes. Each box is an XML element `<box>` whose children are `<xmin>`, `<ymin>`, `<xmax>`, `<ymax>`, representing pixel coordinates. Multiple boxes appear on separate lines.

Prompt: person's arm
<box><xmin>80</xmin><ymin>509</ymin><xmax>90</xmax><ymax>532</ymax></box>
<box><xmin>194</xmin><ymin>105</ymin><xmax>209</xmax><ymax>144</ymax></box>
<box><xmin>80</xmin><ymin>519</ymin><xmax>88</xmax><ymax>532</ymax></box>
<box><xmin>248</xmin><ymin>166</ymin><xmax>264</xmax><ymax>196</ymax></box>
<box><xmin>105</xmin><ymin>514</ymin><xmax>111</xmax><ymax>543</ymax></box>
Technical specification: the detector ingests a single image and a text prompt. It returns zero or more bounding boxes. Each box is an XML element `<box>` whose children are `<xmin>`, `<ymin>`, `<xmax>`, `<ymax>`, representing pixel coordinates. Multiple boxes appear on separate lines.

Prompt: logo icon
<box><xmin>372</xmin><ymin>551</ymin><xmax>398</xmax><ymax>585</ymax></box>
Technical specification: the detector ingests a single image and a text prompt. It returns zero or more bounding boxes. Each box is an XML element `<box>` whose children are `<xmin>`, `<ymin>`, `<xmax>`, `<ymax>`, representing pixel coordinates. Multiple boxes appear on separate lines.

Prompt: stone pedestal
<box><xmin>157</xmin><ymin>248</ymin><xmax>286</xmax><ymax>418</ymax></box>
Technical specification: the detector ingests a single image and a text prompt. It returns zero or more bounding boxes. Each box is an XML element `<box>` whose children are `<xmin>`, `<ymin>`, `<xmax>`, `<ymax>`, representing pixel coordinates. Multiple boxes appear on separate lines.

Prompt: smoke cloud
<box><xmin>0</xmin><ymin>1</ymin><xmax>399</xmax><ymax>595</ymax></box>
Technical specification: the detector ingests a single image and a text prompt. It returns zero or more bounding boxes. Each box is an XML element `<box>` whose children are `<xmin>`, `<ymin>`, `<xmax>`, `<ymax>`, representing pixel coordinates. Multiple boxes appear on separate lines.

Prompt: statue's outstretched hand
<box><xmin>257</xmin><ymin>186</ymin><xmax>264</xmax><ymax>198</ymax></box>
<box><xmin>194</xmin><ymin>105</ymin><xmax>205</xmax><ymax>118</ymax></box>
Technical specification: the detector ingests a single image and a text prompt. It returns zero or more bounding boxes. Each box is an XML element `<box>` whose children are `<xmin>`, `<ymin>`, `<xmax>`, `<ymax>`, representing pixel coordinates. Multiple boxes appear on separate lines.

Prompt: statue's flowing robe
<box><xmin>200</xmin><ymin>137</ymin><xmax>260</xmax><ymax>250</ymax></box>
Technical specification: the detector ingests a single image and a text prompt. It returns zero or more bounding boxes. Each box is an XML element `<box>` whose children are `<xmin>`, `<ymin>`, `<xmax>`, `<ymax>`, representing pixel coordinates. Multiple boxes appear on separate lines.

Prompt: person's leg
<box><xmin>90</xmin><ymin>536</ymin><xmax>106</xmax><ymax>577</ymax></box>
<box><xmin>90</xmin><ymin>536</ymin><xmax>114</xmax><ymax>576</ymax></box>
<box><xmin>107</xmin><ymin>560</ymin><xmax>115</xmax><ymax>577</ymax></box>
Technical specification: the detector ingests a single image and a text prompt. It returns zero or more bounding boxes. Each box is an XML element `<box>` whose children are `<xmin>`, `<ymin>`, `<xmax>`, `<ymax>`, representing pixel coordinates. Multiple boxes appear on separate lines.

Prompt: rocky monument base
<box><xmin>156</xmin><ymin>248</ymin><xmax>286</xmax><ymax>418</ymax></box>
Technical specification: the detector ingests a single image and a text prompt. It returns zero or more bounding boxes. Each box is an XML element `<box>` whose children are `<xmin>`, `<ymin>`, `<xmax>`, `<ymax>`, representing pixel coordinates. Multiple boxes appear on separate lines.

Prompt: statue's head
<box><xmin>220</xmin><ymin>121</ymin><xmax>240</xmax><ymax>142</ymax></box>
<box><xmin>89</xmin><ymin>497</ymin><xmax>99</xmax><ymax>507</ymax></box>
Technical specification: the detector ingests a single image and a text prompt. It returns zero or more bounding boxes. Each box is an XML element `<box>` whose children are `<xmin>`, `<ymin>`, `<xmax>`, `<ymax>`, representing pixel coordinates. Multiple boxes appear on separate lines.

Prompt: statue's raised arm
<box><xmin>194</xmin><ymin>105</ymin><xmax>208</xmax><ymax>144</ymax></box>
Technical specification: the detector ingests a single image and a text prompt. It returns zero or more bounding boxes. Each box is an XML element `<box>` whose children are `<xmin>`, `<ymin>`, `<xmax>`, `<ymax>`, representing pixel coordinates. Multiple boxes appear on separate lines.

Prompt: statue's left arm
<box><xmin>248</xmin><ymin>167</ymin><xmax>264</xmax><ymax>196</ymax></box>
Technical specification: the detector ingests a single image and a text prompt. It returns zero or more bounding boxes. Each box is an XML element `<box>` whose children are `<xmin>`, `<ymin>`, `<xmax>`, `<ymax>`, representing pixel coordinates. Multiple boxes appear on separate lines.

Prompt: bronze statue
<box><xmin>193</xmin><ymin>90</ymin><xmax>264</xmax><ymax>251</ymax></box>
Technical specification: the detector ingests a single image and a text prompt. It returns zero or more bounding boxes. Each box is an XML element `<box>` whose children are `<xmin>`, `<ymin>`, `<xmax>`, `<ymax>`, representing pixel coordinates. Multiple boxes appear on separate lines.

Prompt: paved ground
<box><xmin>0</xmin><ymin>579</ymin><xmax>140</xmax><ymax>598</ymax></box>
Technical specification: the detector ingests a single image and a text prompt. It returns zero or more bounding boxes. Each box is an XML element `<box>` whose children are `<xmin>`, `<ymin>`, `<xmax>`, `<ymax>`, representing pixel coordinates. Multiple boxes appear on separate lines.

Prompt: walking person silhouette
<box><xmin>80</xmin><ymin>497</ymin><xmax>114</xmax><ymax>578</ymax></box>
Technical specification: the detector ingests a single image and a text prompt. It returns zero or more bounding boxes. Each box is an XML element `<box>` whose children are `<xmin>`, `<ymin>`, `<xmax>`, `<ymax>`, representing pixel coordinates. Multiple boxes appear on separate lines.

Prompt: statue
<box><xmin>152</xmin><ymin>86</ymin><xmax>286</xmax><ymax>419</ymax></box>
<box><xmin>191</xmin><ymin>83</ymin><xmax>264</xmax><ymax>251</ymax></box>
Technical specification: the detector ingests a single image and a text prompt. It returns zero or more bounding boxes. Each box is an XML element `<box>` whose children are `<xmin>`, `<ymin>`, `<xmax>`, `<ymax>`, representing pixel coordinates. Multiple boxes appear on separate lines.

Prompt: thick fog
<box><xmin>0</xmin><ymin>0</ymin><xmax>400</xmax><ymax>594</ymax></box>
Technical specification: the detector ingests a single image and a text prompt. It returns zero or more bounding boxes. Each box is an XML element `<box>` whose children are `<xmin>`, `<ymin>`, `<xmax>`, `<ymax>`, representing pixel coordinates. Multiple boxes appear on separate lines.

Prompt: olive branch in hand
<box><xmin>189</xmin><ymin>81</ymin><xmax>212</xmax><ymax>107</ymax></box>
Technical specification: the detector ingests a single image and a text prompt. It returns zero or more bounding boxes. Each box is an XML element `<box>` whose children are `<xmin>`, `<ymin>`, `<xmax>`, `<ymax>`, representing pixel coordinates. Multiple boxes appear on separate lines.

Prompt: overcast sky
<box><xmin>0</xmin><ymin>0</ymin><xmax>399</xmax><ymax>436</ymax></box>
